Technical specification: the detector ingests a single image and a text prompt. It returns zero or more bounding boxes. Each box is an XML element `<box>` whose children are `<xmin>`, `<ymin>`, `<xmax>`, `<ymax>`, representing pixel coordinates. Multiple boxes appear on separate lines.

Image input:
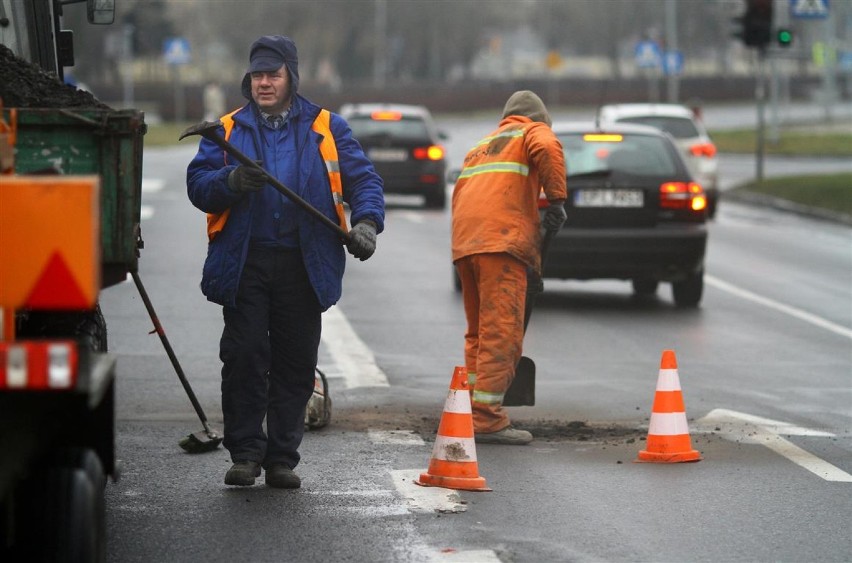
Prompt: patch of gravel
<box><xmin>328</xmin><ymin>406</ymin><xmax>645</xmax><ymax>445</ymax></box>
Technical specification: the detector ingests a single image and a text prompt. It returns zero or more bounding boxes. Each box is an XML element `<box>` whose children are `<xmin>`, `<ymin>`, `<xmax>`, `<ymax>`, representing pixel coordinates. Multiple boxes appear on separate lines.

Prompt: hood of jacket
<box><xmin>502</xmin><ymin>90</ymin><xmax>551</xmax><ymax>127</ymax></box>
<box><xmin>240</xmin><ymin>35</ymin><xmax>300</xmax><ymax>102</ymax></box>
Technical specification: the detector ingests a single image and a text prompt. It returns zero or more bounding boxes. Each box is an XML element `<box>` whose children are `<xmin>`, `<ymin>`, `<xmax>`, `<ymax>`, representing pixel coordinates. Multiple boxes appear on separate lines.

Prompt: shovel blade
<box><xmin>504</xmin><ymin>356</ymin><xmax>535</xmax><ymax>406</ymax></box>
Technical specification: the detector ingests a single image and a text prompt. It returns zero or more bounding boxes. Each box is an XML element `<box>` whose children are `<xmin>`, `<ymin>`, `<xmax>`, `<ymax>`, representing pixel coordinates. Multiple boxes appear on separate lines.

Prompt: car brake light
<box><xmin>413</xmin><ymin>145</ymin><xmax>444</xmax><ymax>160</ymax></box>
<box><xmin>583</xmin><ymin>133</ymin><xmax>623</xmax><ymax>142</ymax></box>
<box><xmin>0</xmin><ymin>340</ymin><xmax>78</xmax><ymax>390</ymax></box>
<box><xmin>689</xmin><ymin>142</ymin><xmax>717</xmax><ymax>158</ymax></box>
<box><xmin>660</xmin><ymin>182</ymin><xmax>706</xmax><ymax>212</ymax></box>
<box><xmin>371</xmin><ymin>110</ymin><xmax>402</xmax><ymax>121</ymax></box>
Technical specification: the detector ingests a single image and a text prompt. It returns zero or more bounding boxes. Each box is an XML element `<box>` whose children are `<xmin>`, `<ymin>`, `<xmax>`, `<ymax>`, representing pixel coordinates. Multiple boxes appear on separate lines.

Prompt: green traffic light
<box><xmin>778</xmin><ymin>28</ymin><xmax>793</xmax><ymax>47</ymax></box>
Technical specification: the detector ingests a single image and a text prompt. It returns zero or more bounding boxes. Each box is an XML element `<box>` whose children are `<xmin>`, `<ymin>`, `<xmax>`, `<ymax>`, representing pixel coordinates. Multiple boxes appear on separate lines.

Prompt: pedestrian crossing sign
<box><xmin>163</xmin><ymin>38</ymin><xmax>191</xmax><ymax>65</ymax></box>
<box><xmin>790</xmin><ymin>0</ymin><xmax>829</xmax><ymax>19</ymax></box>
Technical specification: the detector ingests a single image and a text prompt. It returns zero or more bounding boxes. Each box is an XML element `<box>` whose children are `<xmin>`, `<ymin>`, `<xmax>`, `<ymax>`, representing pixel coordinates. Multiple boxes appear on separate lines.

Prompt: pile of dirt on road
<box><xmin>332</xmin><ymin>405</ymin><xmax>645</xmax><ymax>445</ymax></box>
<box><xmin>0</xmin><ymin>44</ymin><xmax>109</xmax><ymax>109</ymax></box>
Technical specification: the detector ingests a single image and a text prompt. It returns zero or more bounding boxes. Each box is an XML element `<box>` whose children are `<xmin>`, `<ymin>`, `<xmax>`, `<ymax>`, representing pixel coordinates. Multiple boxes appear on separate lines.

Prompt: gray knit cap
<box><xmin>502</xmin><ymin>90</ymin><xmax>551</xmax><ymax>127</ymax></box>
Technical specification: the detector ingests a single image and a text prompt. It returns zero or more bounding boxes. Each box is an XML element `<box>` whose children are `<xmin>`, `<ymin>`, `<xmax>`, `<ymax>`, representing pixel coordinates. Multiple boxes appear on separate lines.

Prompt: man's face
<box><xmin>250</xmin><ymin>65</ymin><xmax>290</xmax><ymax>114</ymax></box>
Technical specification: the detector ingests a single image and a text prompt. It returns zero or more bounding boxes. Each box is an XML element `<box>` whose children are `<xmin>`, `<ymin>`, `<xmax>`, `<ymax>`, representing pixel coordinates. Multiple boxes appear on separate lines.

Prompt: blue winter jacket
<box><xmin>186</xmin><ymin>95</ymin><xmax>385</xmax><ymax>311</ymax></box>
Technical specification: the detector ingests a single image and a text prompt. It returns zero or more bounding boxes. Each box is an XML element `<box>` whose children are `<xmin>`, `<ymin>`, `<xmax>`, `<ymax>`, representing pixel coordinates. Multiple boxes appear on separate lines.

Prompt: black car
<box><xmin>339</xmin><ymin>103</ymin><xmax>448</xmax><ymax>209</ymax></box>
<box><xmin>544</xmin><ymin>122</ymin><xmax>709</xmax><ymax>307</ymax></box>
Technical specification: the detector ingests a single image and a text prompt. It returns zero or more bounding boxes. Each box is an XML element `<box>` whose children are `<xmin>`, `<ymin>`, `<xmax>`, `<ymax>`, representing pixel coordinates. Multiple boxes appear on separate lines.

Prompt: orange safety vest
<box><xmin>206</xmin><ymin>108</ymin><xmax>348</xmax><ymax>242</ymax></box>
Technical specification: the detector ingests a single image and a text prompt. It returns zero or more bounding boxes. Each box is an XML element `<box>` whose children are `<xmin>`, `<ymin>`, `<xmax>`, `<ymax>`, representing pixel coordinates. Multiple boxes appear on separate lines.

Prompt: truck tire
<box><xmin>45</xmin><ymin>467</ymin><xmax>100</xmax><ymax>563</ymax></box>
<box><xmin>14</xmin><ymin>449</ymin><xmax>106</xmax><ymax>563</ymax></box>
<box><xmin>15</xmin><ymin>304</ymin><xmax>108</xmax><ymax>352</ymax></box>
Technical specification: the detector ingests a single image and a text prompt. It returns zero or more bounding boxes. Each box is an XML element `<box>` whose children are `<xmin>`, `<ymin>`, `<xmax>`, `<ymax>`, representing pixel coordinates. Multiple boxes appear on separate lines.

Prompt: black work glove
<box><xmin>346</xmin><ymin>221</ymin><xmax>377</xmax><ymax>261</ymax></box>
<box><xmin>542</xmin><ymin>202</ymin><xmax>567</xmax><ymax>232</ymax></box>
<box><xmin>228</xmin><ymin>164</ymin><xmax>266</xmax><ymax>193</ymax></box>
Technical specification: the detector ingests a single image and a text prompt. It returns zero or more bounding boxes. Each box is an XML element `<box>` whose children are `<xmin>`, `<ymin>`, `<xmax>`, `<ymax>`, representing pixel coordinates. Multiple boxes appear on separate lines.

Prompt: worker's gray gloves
<box><xmin>347</xmin><ymin>221</ymin><xmax>377</xmax><ymax>261</ymax></box>
<box><xmin>228</xmin><ymin>164</ymin><xmax>266</xmax><ymax>193</ymax></box>
<box><xmin>542</xmin><ymin>201</ymin><xmax>567</xmax><ymax>232</ymax></box>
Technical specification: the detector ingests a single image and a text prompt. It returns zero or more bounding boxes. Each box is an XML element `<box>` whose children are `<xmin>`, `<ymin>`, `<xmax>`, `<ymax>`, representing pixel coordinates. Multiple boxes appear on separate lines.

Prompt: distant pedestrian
<box><xmin>451</xmin><ymin>90</ymin><xmax>567</xmax><ymax>445</ymax></box>
<box><xmin>202</xmin><ymin>80</ymin><xmax>226</xmax><ymax>122</ymax></box>
<box><xmin>186</xmin><ymin>35</ymin><xmax>385</xmax><ymax>487</ymax></box>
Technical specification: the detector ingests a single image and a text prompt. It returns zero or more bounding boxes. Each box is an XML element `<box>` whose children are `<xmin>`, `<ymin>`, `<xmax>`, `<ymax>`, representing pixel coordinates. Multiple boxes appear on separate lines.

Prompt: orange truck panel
<box><xmin>0</xmin><ymin>176</ymin><xmax>101</xmax><ymax>311</ymax></box>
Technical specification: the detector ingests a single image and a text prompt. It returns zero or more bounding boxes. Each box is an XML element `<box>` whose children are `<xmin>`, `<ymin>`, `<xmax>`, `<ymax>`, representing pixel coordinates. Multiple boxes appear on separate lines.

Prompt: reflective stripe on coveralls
<box><xmin>205</xmin><ymin>109</ymin><xmax>347</xmax><ymax>242</ymax></box>
<box><xmin>457</xmin><ymin>161</ymin><xmax>529</xmax><ymax>180</ymax></box>
<box><xmin>472</xmin><ymin>388</ymin><xmax>504</xmax><ymax>405</ymax></box>
<box><xmin>468</xmin><ymin>371</ymin><xmax>507</xmax><ymax>403</ymax></box>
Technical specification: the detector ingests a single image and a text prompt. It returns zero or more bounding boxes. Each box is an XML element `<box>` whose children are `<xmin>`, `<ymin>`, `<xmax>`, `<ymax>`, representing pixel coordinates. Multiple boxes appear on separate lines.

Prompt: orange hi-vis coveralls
<box><xmin>451</xmin><ymin>115</ymin><xmax>567</xmax><ymax>433</ymax></box>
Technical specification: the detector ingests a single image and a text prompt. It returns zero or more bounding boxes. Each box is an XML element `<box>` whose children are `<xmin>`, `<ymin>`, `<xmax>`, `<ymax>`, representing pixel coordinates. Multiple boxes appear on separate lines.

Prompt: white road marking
<box><xmin>141</xmin><ymin>178</ymin><xmax>165</xmax><ymax>193</ymax></box>
<box><xmin>140</xmin><ymin>205</ymin><xmax>154</xmax><ymax>220</ymax></box>
<box><xmin>390</xmin><ymin>469</ymin><xmax>467</xmax><ymax>513</ymax></box>
<box><xmin>369</xmin><ymin>429</ymin><xmax>426</xmax><ymax>446</ymax></box>
<box><xmin>390</xmin><ymin>469</ymin><xmax>502</xmax><ymax>561</ymax></box>
<box><xmin>697</xmin><ymin>408</ymin><xmax>852</xmax><ymax>483</ymax></box>
<box><xmin>427</xmin><ymin>549</ymin><xmax>502</xmax><ymax>562</ymax></box>
<box><xmin>396</xmin><ymin>211</ymin><xmax>424</xmax><ymax>224</ymax></box>
<box><xmin>706</xmin><ymin>275</ymin><xmax>852</xmax><ymax>340</ymax></box>
<box><xmin>321</xmin><ymin>306</ymin><xmax>389</xmax><ymax>388</ymax></box>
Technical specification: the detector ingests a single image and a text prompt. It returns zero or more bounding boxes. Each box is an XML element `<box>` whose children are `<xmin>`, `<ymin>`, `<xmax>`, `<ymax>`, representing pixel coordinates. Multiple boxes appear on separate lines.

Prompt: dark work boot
<box><xmin>224</xmin><ymin>461</ymin><xmax>262</xmax><ymax>486</ymax></box>
<box><xmin>265</xmin><ymin>464</ymin><xmax>301</xmax><ymax>489</ymax></box>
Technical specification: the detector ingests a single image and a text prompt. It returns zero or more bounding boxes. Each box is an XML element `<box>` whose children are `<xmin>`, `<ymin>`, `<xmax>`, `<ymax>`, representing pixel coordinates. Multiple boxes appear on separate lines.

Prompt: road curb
<box><xmin>722</xmin><ymin>190</ymin><xmax>852</xmax><ymax>227</ymax></box>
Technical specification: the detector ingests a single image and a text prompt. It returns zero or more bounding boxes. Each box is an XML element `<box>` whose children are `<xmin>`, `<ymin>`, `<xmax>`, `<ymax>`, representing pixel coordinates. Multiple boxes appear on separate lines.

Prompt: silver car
<box><xmin>597</xmin><ymin>103</ymin><xmax>719</xmax><ymax>218</ymax></box>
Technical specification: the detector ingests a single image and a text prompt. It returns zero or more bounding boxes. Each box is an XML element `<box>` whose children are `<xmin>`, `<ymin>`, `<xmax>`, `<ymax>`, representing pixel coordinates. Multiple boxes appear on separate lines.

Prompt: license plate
<box><xmin>368</xmin><ymin>148</ymin><xmax>408</xmax><ymax>162</ymax></box>
<box><xmin>574</xmin><ymin>189</ymin><xmax>643</xmax><ymax>208</ymax></box>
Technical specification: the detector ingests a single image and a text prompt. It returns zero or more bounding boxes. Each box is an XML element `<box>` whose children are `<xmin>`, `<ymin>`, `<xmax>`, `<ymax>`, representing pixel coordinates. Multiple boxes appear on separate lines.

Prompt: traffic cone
<box><xmin>636</xmin><ymin>350</ymin><xmax>702</xmax><ymax>463</ymax></box>
<box><xmin>416</xmin><ymin>366</ymin><xmax>491</xmax><ymax>491</ymax></box>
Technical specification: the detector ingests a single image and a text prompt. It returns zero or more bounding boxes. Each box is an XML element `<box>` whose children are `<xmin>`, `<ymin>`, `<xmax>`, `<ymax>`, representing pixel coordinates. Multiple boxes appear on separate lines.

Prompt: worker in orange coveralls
<box><xmin>451</xmin><ymin>90</ymin><xmax>567</xmax><ymax>445</ymax></box>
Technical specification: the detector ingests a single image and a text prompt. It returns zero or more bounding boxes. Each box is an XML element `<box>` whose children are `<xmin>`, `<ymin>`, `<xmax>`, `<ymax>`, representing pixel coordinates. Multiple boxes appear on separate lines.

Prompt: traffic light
<box><xmin>777</xmin><ymin>28</ymin><xmax>793</xmax><ymax>48</ymax></box>
<box><xmin>731</xmin><ymin>0</ymin><xmax>773</xmax><ymax>48</ymax></box>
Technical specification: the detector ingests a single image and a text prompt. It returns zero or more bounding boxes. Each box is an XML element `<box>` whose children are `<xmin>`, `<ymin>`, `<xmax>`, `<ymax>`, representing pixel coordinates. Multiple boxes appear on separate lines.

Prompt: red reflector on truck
<box><xmin>0</xmin><ymin>341</ymin><xmax>78</xmax><ymax>390</ymax></box>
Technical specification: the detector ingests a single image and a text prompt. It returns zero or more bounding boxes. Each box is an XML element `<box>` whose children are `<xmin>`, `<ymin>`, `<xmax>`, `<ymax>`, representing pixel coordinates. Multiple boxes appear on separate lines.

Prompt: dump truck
<box><xmin>0</xmin><ymin>1</ymin><xmax>144</xmax><ymax>560</ymax></box>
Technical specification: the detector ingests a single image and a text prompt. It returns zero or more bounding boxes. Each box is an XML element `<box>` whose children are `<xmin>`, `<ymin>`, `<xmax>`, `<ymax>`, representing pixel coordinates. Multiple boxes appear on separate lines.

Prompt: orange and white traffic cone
<box><xmin>636</xmin><ymin>350</ymin><xmax>702</xmax><ymax>463</ymax></box>
<box><xmin>416</xmin><ymin>366</ymin><xmax>491</xmax><ymax>491</ymax></box>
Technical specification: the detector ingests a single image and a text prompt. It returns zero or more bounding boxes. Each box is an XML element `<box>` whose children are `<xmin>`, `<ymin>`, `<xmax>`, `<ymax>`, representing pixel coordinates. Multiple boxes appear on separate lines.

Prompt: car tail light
<box><xmin>660</xmin><ymin>182</ymin><xmax>706</xmax><ymax>212</ymax></box>
<box><xmin>537</xmin><ymin>192</ymin><xmax>550</xmax><ymax>209</ymax></box>
<box><xmin>0</xmin><ymin>340</ymin><xmax>78</xmax><ymax>390</ymax></box>
<box><xmin>419</xmin><ymin>174</ymin><xmax>440</xmax><ymax>184</ymax></box>
<box><xmin>689</xmin><ymin>142</ymin><xmax>717</xmax><ymax>158</ymax></box>
<box><xmin>371</xmin><ymin>110</ymin><xmax>402</xmax><ymax>121</ymax></box>
<box><xmin>413</xmin><ymin>145</ymin><xmax>445</xmax><ymax>161</ymax></box>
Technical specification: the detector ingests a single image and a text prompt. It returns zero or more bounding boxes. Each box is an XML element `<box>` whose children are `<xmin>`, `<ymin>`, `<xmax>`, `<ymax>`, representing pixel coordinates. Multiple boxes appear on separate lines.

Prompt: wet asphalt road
<box><xmin>101</xmin><ymin>108</ymin><xmax>851</xmax><ymax>561</ymax></box>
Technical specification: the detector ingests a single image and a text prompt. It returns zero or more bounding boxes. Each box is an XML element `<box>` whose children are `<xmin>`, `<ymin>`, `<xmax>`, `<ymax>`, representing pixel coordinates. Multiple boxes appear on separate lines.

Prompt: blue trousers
<box><xmin>220</xmin><ymin>246</ymin><xmax>321</xmax><ymax>469</ymax></box>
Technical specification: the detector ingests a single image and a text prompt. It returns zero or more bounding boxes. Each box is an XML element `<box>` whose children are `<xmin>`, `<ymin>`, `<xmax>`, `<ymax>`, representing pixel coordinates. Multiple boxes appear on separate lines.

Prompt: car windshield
<box><xmin>347</xmin><ymin>116</ymin><xmax>430</xmax><ymax>141</ymax></box>
<box><xmin>558</xmin><ymin>133</ymin><xmax>679</xmax><ymax>177</ymax></box>
<box><xmin>615</xmin><ymin>116</ymin><xmax>700</xmax><ymax>139</ymax></box>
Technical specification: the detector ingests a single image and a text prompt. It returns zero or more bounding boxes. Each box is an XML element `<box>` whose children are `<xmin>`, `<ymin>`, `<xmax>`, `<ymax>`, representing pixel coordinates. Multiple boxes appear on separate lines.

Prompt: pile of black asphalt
<box><xmin>0</xmin><ymin>43</ymin><xmax>108</xmax><ymax>108</ymax></box>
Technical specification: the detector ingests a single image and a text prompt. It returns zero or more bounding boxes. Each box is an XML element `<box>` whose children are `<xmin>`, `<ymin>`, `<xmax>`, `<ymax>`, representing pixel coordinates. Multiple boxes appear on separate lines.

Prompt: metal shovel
<box><xmin>503</xmin><ymin>229</ymin><xmax>556</xmax><ymax>407</ymax></box>
<box><xmin>179</xmin><ymin>121</ymin><xmax>351</xmax><ymax>243</ymax></box>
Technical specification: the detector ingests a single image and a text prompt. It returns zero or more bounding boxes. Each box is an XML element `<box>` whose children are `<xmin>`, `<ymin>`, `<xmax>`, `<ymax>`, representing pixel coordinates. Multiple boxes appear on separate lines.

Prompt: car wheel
<box><xmin>424</xmin><ymin>188</ymin><xmax>446</xmax><ymax>209</ymax></box>
<box><xmin>707</xmin><ymin>198</ymin><xmax>717</xmax><ymax>219</ymax></box>
<box><xmin>672</xmin><ymin>269</ymin><xmax>704</xmax><ymax>308</ymax></box>
<box><xmin>632</xmin><ymin>279</ymin><xmax>659</xmax><ymax>295</ymax></box>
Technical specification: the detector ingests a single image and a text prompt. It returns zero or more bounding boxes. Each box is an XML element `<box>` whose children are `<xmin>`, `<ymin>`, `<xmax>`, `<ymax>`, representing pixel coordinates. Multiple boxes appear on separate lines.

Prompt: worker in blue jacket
<box><xmin>187</xmin><ymin>35</ymin><xmax>385</xmax><ymax>489</ymax></box>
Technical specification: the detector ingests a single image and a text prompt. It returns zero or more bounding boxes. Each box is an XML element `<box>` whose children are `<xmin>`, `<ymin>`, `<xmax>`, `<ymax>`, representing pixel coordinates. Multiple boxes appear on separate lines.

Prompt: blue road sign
<box><xmin>635</xmin><ymin>41</ymin><xmax>661</xmax><ymax>69</ymax></box>
<box><xmin>163</xmin><ymin>37</ymin><xmax>191</xmax><ymax>65</ymax></box>
<box><xmin>663</xmin><ymin>51</ymin><xmax>683</xmax><ymax>76</ymax></box>
<box><xmin>790</xmin><ymin>0</ymin><xmax>829</xmax><ymax>19</ymax></box>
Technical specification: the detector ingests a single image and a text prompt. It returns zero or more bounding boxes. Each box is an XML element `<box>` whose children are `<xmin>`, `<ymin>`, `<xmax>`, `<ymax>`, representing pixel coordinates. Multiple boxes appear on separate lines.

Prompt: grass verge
<box><xmin>727</xmin><ymin>173</ymin><xmax>852</xmax><ymax>218</ymax></box>
<box><xmin>710</xmin><ymin>128</ymin><xmax>852</xmax><ymax>157</ymax></box>
<box><xmin>144</xmin><ymin>121</ymin><xmax>197</xmax><ymax>146</ymax></box>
